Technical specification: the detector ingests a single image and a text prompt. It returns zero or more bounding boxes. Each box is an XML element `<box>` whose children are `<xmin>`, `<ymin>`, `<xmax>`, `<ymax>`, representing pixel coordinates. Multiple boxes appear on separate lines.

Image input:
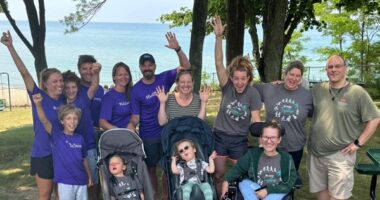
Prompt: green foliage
<box><xmin>283</xmin><ymin>31</ymin><xmax>311</xmax><ymax>66</ymax></box>
<box><xmin>159</xmin><ymin>7</ymin><xmax>193</xmax><ymax>28</ymax></box>
<box><xmin>61</xmin><ymin>0</ymin><xmax>107</xmax><ymax>33</ymax></box>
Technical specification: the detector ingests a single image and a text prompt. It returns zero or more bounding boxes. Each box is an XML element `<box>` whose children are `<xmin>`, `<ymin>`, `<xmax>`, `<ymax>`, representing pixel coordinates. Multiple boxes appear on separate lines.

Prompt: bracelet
<box><xmin>175</xmin><ymin>46</ymin><xmax>181</xmax><ymax>53</ymax></box>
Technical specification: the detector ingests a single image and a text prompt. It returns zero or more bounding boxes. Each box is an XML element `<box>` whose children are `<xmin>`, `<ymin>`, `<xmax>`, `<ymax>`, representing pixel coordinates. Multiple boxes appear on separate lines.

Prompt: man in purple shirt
<box><xmin>128</xmin><ymin>32</ymin><xmax>191</xmax><ymax>199</ymax></box>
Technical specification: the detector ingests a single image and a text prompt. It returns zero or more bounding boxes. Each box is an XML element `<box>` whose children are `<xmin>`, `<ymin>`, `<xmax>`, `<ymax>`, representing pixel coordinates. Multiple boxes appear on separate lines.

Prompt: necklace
<box><xmin>329</xmin><ymin>81</ymin><xmax>348</xmax><ymax>101</ymax></box>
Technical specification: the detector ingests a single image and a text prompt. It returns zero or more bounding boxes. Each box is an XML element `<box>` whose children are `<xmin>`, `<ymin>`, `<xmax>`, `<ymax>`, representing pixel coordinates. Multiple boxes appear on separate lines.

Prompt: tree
<box><xmin>0</xmin><ymin>0</ymin><xmax>48</xmax><ymax>82</ymax></box>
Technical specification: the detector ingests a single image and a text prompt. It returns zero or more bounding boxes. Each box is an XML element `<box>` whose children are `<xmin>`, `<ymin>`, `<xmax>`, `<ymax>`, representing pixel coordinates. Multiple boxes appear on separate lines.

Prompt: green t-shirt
<box><xmin>309</xmin><ymin>82</ymin><xmax>380</xmax><ymax>157</ymax></box>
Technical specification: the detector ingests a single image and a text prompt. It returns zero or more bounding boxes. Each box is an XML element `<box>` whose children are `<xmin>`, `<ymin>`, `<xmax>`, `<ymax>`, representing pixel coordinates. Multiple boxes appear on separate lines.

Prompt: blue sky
<box><xmin>0</xmin><ymin>0</ymin><xmax>193</xmax><ymax>23</ymax></box>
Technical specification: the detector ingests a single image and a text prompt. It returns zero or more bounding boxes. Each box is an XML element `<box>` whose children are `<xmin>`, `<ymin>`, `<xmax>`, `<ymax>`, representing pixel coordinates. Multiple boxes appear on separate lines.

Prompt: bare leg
<box><xmin>36</xmin><ymin>175</ymin><xmax>53</xmax><ymax>200</ymax></box>
<box><xmin>148</xmin><ymin>166</ymin><xmax>158</xmax><ymax>199</ymax></box>
<box><xmin>88</xmin><ymin>184</ymin><xmax>101</xmax><ymax>200</ymax></box>
<box><xmin>318</xmin><ymin>190</ymin><xmax>330</xmax><ymax>200</ymax></box>
<box><xmin>214</xmin><ymin>156</ymin><xmax>228</xmax><ymax>197</ymax></box>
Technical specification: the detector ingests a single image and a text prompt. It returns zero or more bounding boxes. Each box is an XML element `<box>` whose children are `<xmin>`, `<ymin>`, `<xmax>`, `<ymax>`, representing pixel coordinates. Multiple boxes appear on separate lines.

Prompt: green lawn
<box><xmin>1</xmin><ymin>99</ymin><xmax>380</xmax><ymax>199</ymax></box>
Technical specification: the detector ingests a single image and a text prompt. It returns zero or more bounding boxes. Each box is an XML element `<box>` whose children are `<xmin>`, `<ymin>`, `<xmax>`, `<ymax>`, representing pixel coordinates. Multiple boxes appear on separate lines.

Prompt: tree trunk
<box><xmin>189</xmin><ymin>0</ymin><xmax>208</xmax><ymax>92</ymax></box>
<box><xmin>261</xmin><ymin>0</ymin><xmax>287</xmax><ymax>82</ymax></box>
<box><xmin>226</xmin><ymin>0</ymin><xmax>245</xmax><ymax>65</ymax></box>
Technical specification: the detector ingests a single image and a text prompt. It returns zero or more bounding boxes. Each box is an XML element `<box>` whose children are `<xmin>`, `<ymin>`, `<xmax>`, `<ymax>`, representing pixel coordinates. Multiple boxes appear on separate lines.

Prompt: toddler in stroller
<box><xmin>108</xmin><ymin>154</ymin><xmax>144</xmax><ymax>200</ymax></box>
<box><xmin>171</xmin><ymin>139</ymin><xmax>217</xmax><ymax>200</ymax></box>
<box><xmin>98</xmin><ymin>128</ymin><xmax>154</xmax><ymax>200</ymax></box>
<box><xmin>161</xmin><ymin>116</ymin><xmax>216</xmax><ymax>200</ymax></box>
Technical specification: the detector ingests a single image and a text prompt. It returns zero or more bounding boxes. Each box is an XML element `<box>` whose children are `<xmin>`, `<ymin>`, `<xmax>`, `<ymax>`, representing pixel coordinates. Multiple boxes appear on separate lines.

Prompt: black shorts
<box><xmin>143</xmin><ymin>139</ymin><xmax>163</xmax><ymax>168</ymax></box>
<box><xmin>30</xmin><ymin>155</ymin><xmax>54</xmax><ymax>179</ymax></box>
<box><xmin>214</xmin><ymin>130</ymin><xmax>248</xmax><ymax>160</ymax></box>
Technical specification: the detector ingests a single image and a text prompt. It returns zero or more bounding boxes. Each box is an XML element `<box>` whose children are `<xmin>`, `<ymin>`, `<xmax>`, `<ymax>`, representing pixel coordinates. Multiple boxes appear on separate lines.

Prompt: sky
<box><xmin>0</xmin><ymin>0</ymin><xmax>194</xmax><ymax>23</ymax></box>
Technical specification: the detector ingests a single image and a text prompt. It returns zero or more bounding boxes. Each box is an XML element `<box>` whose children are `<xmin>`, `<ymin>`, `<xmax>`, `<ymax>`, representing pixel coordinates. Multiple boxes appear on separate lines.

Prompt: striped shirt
<box><xmin>167</xmin><ymin>93</ymin><xmax>201</xmax><ymax>120</ymax></box>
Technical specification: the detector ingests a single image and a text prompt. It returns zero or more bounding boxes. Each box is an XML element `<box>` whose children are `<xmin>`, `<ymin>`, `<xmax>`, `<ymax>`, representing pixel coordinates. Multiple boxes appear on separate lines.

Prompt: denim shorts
<box><xmin>87</xmin><ymin>148</ymin><xmax>99</xmax><ymax>184</ymax></box>
<box><xmin>213</xmin><ymin>130</ymin><xmax>248</xmax><ymax>160</ymax></box>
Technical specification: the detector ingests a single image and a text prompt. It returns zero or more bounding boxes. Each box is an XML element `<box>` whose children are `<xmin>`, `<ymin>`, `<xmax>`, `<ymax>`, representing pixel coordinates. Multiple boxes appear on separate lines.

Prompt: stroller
<box><xmin>160</xmin><ymin>116</ymin><xmax>217</xmax><ymax>200</ymax></box>
<box><xmin>98</xmin><ymin>128</ymin><xmax>154</xmax><ymax>200</ymax></box>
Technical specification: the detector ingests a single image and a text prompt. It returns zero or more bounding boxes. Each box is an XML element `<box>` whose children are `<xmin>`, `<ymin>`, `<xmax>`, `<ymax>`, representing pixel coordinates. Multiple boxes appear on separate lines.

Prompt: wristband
<box><xmin>175</xmin><ymin>46</ymin><xmax>181</xmax><ymax>53</ymax></box>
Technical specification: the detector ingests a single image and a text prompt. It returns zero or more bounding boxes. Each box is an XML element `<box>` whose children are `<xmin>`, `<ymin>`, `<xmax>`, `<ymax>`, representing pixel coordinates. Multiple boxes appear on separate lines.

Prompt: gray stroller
<box><xmin>98</xmin><ymin>128</ymin><xmax>154</xmax><ymax>200</ymax></box>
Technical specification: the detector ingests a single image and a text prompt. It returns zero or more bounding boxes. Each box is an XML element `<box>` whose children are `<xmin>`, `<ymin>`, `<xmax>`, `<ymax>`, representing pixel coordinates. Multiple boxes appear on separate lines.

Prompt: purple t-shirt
<box><xmin>79</xmin><ymin>84</ymin><xmax>104</xmax><ymax>128</ymax></box>
<box><xmin>52</xmin><ymin>126</ymin><xmax>88</xmax><ymax>185</ymax></box>
<box><xmin>130</xmin><ymin>69</ymin><xmax>177</xmax><ymax>140</ymax></box>
<box><xmin>100</xmin><ymin>88</ymin><xmax>132</xmax><ymax>128</ymax></box>
<box><xmin>28</xmin><ymin>84</ymin><xmax>63</xmax><ymax>157</ymax></box>
<box><xmin>72</xmin><ymin>94</ymin><xmax>97</xmax><ymax>150</ymax></box>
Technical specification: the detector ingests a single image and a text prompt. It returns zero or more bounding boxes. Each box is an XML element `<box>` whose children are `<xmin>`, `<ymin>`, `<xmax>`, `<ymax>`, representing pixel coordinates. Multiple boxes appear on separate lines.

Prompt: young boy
<box><xmin>171</xmin><ymin>139</ymin><xmax>217</xmax><ymax>200</ymax></box>
<box><xmin>33</xmin><ymin>93</ymin><xmax>92</xmax><ymax>200</ymax></box>
<box><xmin>108</xmin><ymin>154</ymin><xmax>145</xmax><ymax>200</ymax></box>
<box><xmin>221</xmin><ymin>120</ymin><xmax>297</xmax><ymax>200</ymax></box>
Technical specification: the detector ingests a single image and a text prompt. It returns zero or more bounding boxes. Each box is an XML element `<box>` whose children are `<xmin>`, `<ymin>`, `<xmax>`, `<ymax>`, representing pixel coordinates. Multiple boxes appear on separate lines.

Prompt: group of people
<box><xmin>1</xmin><ymin>14</ymin><xmax>380</xmax><ymax>200</ymax></box>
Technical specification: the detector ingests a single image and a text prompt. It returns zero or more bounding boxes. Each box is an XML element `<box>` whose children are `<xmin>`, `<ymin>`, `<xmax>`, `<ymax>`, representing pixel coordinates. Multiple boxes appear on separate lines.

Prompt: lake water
<box><xmin>0</xmin><ymin>21</ymin><xmax>331</xmax><ymax>88</ymax></box>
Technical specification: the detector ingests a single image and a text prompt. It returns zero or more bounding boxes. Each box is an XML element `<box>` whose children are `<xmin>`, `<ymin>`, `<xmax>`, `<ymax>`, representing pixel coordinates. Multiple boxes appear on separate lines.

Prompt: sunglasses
<box><xmin>178</xmin><ymin>145</ymin><xmax>190</xmax><ymax>154</ymax></box>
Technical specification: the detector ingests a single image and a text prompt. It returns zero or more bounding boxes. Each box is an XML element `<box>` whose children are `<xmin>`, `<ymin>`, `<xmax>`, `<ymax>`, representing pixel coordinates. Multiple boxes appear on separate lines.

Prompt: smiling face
<box><xmin>44</xmin><ymin>72</ymin><xmax>64</xmax><ymax>98</ymax></box>
<box><xmin>64</xmin><ymin>81</ymin><xmax>79</xmax><ymax>103</ymax></box>
<box><xmin>79</xmin><ymin>62</ymin><xmax>93</xmax><ymax>84</ymax></box>
<box><xmin>260</xmin><ymin>127</ymin><xmax>282</xmax><ymax>154</ymax></box>
<box><xmin>62</xmin><ymin>112</ymin><xmax>79</xmax><ymax>135</ymax></box>
<box><xmin>177</xmin><ymin>73</ymin><xmax>194</xmax><ymax>95</ymax></box>
<box><xmin>284</xmin><ymin>68</ymin><xmax>302</xmax><ymax>91</ymax></box>
<box><xmin>231</xmin><ymin>70</ymin><xmax>250</xmax><ymax>93</ymax></box>
<box><xmin>109</xmin><ymin>156</ymin><xmax>126</xmax><ymax>177</ymax></box>
<box><xmin>177</xmin><ymin>141</ymin><xmax>196</xmax><ymax>162</ymax></box>
<box><xmin>326</xmin><ymin>55</ymin><xmax>348</xmax><ymax>86</ymax></box>
<box><xmin>113</xmin><ymin>66</ymin><xmax>131</xmax><ymax>89</ymax></box>
<box><xmin>140</xmin><ymin>61</ymin><xmax>156</xmax><ymax>80</ymax></box>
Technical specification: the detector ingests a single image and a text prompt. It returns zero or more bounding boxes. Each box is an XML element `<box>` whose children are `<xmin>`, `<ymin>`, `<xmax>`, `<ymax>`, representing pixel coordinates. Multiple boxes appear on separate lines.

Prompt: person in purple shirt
<box><xmin>1</xmin><ymin>31</ymin><xmax>64</xmax><ymax>200</ymax></box>
<box><xmin>99</xmin><ymin>62</ymin><xmax>133</xmax><ymax>129</ymax></box>
<box><xmin>33</xmin><ymin>94</ymin><xmax>92</xmax><ymax>200</ymax></box>
<box><xmin>128</xmin><ymin>32</ymin><xmax>191</xmax><ymax>199</ymax></box>
<box><xmin>77</xmin><ymin>55</ymin><xmax>104</xmax><ymax>199</ymax></box>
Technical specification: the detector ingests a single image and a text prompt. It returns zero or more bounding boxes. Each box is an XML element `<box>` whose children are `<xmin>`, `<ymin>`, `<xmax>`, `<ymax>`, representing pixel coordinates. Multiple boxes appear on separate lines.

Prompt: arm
<box><xmin>211</xmin><ymin>16</ymin><xmax>228</xmax><ymax>87</ymax></box>
<box><xmin>198</xmin><ymin>85</ymin><xmax>211</xmax><ymax>120</ymax></box>
<box><xmin>156</xmin><ymin>86</ymin><xmax>169</xmax><ymax>126</ymax></box>
<box><xmin>32</xmin><ymin>93</ymin><xmax>52</xmax><ymax>134</ymax></box>
<box><xmin>83</xmin><ymin>158</ymin><xmax>93</xmax><ymax>186</ymax></box>
<box><xmin>205</xmin><ymin>151</ymin><xmax>217</xmax><ymax>173</ymax></box>
<box><xmin>87</xmin><ymin>63</ymin><xmax>101</xmax><ymax>99</ymax></box>
<box><xmin>164</xmin><ymin>32</ymin><xmax>191</xmax><ymax>70</ymax></box>
<box><xmin>140</xmin><ymin>193</ymin><xmax>145</xmax><ymax>200</ymax></box>
<box><xmin>251</xmin><ymin>110</ymin><xmax>261</xmax><ymax>123</ymax></box>
<box><xmin>1</xmin><ymin>31</ymin><xmax>35</xmax><ymax>92</ymax></box>
<box><xmin>171</xmin><ymin>156</ymin><xmax>181</xmax><ymax>175</ymax></box>
<box><xmin>99</xmin><ymin>119</ymin><xmax>117</xmax><ymax>130</ymax></box>
<box><xmin>127</xmin><ymin>114</ymin><xmax>140</xmax><ymax>133</ymax></box>
<box><xmin>342</xmin><ymin>117</ymin><xmax>380</xmax><ymax>155</ymax></box>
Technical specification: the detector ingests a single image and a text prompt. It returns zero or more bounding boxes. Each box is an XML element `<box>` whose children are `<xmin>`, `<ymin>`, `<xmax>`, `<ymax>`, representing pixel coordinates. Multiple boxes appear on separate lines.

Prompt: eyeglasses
<box><xmin>326</xmin><ymin>64</ymin><xmax>345</xmax><ymax>69</ymax></box>
<box><xmin>262</xmin><ymin>136</ymin><xmax>279</xmax><ymax>142</ymax></box>
<box><xmin>178</xmin><ymin>146</ymin><xmax>190</xmax><ymax>154</ymax></box>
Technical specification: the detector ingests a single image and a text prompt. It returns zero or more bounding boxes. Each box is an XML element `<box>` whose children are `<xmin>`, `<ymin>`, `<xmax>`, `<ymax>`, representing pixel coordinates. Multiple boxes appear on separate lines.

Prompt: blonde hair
<box><xmin>227</xmin><ymin>56</ymin><xmax>254</xmax><ymax>83</ymax></box>
<box><xmin>174</xmin><ymin>139</ymin><xmax>196</xmax><ymax>155</ymax></box>
<box><xmin>58</xmin><ymin>104</ymin><xmax>82</xmax><ymax>121</ymax></box>
<box><xmin>40</xmin><ymin>68</ymin><xmax>62</xmax><ymax>91</ymax></box>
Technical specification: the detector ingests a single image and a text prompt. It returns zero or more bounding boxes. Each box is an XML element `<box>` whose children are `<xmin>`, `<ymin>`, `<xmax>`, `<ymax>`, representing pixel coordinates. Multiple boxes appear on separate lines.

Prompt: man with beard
<box><xmin>77</xmin><ymin>55</ymin><xmax>104</xmax><ymax>200</ymax></box>
<box><xmin>128</xmin><ymin>32</ymin><xmax>191</xmax><ymax>199</ymax></box>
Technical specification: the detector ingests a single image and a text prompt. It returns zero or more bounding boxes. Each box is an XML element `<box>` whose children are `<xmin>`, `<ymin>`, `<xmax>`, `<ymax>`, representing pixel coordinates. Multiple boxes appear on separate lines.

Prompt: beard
<box><xmin>143</xmin><ymin>70</ymin><xmax>154</xmax><ymax>80</ymax></box>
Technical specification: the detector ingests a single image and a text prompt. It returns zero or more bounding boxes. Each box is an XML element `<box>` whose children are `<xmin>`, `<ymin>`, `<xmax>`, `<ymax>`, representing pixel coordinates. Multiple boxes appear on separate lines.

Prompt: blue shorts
<box><xmin>213</xmin><ymin>130</ymin><xmax>248</xmax><ymax>160</ymax></box>
<box><xmin>87</xmin><ymin>148</ymin><xmax>99</xmax><ymax>184</ymax></box>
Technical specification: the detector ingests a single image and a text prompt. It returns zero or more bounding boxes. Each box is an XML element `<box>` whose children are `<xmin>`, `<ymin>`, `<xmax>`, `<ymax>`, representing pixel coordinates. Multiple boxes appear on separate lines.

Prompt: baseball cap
<box><xmin>139</xmin><ymin>53</ymin><xmax>155</xmax><ymax>65</ymax></box>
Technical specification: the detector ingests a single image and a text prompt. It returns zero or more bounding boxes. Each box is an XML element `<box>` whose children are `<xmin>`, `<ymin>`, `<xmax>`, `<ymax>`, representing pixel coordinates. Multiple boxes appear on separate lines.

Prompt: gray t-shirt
<box><xmin>214</xmin><ymin>81</ymin><xmax>262</xmax><ymax>136</ymax></box>
<box><xmin>177</xmin><ymin>159</ymin><xmax>208</xmax><ymax>184</ymax></box>
<box><xmin>255</xmin><ymin>83</ymin><xmax>313</xmax><ymax>152</ymax></box>
<box><xmin>257</xmin><ymin>153</ymin><xmax>282</xmax><ymax>187</ymax></box>
<box><xmin>111</xmin><ymin>175</ymin><xmax>142</xmax><ymax>200</ymax></box>
<box><xmin>167</xmin><ymin>93</ymin><xmax>201</xmax><ymax>120</ymax></box>
<box><xmin>310</xmin><ymin>82</ymin><xmax>380</xmax><ymax>157</ymax></box>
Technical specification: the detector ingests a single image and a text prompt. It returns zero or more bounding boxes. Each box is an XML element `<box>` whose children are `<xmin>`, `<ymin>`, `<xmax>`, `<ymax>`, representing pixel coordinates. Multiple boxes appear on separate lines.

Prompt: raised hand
<box><xmin>155</xmin><ymin>85</ymin><xmax>169</xmax><ymax>103</ymax></box>
<box><xmin>209</xmin><ymin>151</ymin><xmax>217</xmax><ymax>160</ymax></box>
<box><xmin>200</xmin><ymin>85</ymin><xmax>211</xmax><ymax>103</ymax></box>
<box><xmin>1</xmin><ymin>30</ymin><xmax>12</xmax><ymax>47</ymax></box>
<box><xmin>91</xmin><ymin>62</ymin><xmax>102</xmax><ymax>74</ymax></box>
<box><xmin>32</xmin><ymin>93</ymin><xmax>43</xmax><ymax>105</ymax></box>
<box><xmin>165</xmin><ymin>32</ymin><xmax>180</xmax><ymax>50</ymax></box>
<box><xmin>211</xmin><ymin>16</ymin><xmax>226</xmax><ymax>37</ymax></box>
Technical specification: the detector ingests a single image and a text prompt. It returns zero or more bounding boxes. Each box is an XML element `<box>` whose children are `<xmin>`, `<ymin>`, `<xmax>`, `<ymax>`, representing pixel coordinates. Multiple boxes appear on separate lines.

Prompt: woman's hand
<box><xmin>220</xmin><ymin>181</ymin><xmax>229</xmax><ymax>199</ymax></box>
<box><xmin>156</xmin><ymin>85</ymin><xmax>168</xmax><ymax>103</ymax></box>
<box><xmin>1</xmin><ymin>30</ymin><xmax>12</xmax><ymax>47</ymax></box>
<box><xmin>211</xmin><ymin>16</ymin><xmax>226</xmax><ymax>37</ymax></box>
<box><xmin>200</xmin><ymin>85</ymin><xmax>211</xmax><ymax>103</ymax></box>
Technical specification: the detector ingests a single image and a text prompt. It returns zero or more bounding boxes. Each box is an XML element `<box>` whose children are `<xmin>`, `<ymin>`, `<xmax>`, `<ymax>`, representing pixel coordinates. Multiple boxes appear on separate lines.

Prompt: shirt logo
<box><xmin>145</xmin><ymin>91</ymin><xmax>157</xmax><ymax>100</ymax></box>
<box><xmin>65</xmin><ymin>140</ymin><xmax>82</xmax><ymax>149</ymax></box>
<box><xmin>274</xmin><ymin>98</ymin><xmax>300</xmax><ymax>122</ymax></box>
<box><xmin>119</xmin><ymin>101</ymin><xmax>130</xmax><ymax>106</ymax></box>
<box><xmin>226</xmin><ymin>100</ymin><xmax>249</xmax><ymax>121</ymax></box>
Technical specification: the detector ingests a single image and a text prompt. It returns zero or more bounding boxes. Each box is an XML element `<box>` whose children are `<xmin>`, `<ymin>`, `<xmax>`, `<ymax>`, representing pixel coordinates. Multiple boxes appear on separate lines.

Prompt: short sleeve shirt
<box><xmin>177</xmin><ymin>159</ymin><xmax>208</xmax><ymax>184</ymax></box>
<box><xmin>111</xmin><ymin>175</ymin><xmax>142</xmax><ymax>200</ymax></box>
<box><xmin>100</xmin><ymin>88</ymin><xmax>132</xmax><ymax>128</ymax></box>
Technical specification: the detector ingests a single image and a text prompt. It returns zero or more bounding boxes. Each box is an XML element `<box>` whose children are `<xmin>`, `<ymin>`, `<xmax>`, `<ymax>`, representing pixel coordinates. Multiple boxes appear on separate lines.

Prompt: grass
<box><xmin>1</xmin><ymin>98</ymin><xmax>380</xmax><ymax>199</ymax></box>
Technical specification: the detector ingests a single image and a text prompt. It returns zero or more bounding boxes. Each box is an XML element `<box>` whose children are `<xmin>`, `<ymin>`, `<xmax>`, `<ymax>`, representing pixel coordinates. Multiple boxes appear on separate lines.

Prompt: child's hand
<box><xmin>32</xmin><ymin>93</ymin><xmax>43</xmax><ymax>105</ymax></box>
<box><xmin>1</xmin><ymin>31</ymin><xmax>12</xmax><ymax>47</ymax></box>
<box><xmin>209</xmin><ymin>151</ymin><xmax>217</xmax><ymax>160</ymax></box>
<box><xmin>171</xmin><ymin>156</ymin><xmax>178</xmax><ymax>162</ymax></box>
